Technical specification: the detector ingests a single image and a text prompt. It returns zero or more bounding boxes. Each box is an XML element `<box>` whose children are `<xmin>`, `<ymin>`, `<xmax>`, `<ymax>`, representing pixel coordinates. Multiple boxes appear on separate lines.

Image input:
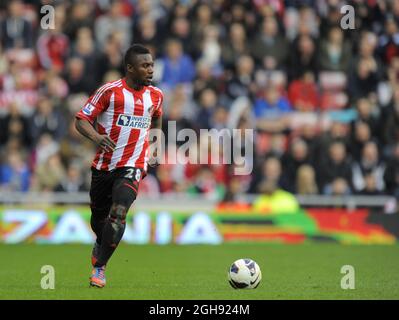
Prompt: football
<box><xmin>228</xmin><ymin>258</ymin><xmax>262</xmax><ymax>289</ymax></box>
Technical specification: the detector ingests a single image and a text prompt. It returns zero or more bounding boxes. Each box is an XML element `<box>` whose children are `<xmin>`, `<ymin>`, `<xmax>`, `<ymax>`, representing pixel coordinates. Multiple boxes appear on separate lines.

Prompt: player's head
<box><xmin>124</xmin><ymin>44</ymin><xmax>153</xmax><ymax>86</ymax></box>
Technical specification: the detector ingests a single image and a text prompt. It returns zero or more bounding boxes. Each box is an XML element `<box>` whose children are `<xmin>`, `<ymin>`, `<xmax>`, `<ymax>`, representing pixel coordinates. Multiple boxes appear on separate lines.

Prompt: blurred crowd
<box><xmin>0</xmin><ymin>0</ymin><xmax>399</xmax><ymax>201</ymax></box>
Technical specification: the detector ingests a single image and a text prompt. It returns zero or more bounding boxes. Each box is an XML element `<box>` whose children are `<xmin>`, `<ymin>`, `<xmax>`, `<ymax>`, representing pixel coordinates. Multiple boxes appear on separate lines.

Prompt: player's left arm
<box><xmin>148</xmin><ymin>114</ymin><xmax>163</xmax><ymax>168</ymax></box>
<box><xmin>147</xmin><ymin>89</ymin><xmax>164</xmax><ymax>168</ymax></box>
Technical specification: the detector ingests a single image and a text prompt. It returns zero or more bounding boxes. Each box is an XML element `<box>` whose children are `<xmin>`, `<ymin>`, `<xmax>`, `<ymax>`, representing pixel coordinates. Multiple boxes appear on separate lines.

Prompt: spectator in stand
<box><xmin>350</xmin><ymin>121</ymin><xmax>373</xmax><ymax>162</ymax></box>
<box><xmin>192</xmin><ymin>59</ymin><xmax>220</xmax><ymax>101</ymax></box>
<box><xmin>383</xmin><ymin>86</ymin><xmax>399</xmax><ymax>147</ymax></box>
<box><xmin>355</xmin><ymin>32</ymin><xmax>382</xmax><ymax>76</ymax></box>
<box><xmin>162</xmin><ymin>90</ymin><xmax>196</xmax><ymax>146</ymax></box>
<box><xmin>281</xmin><ymin>138</ymin><xmax>311</xmax><ymax>193</ymax></box>
<box><xmin>289</xmin><ymin>34</ymin><xmax>318</xmax><ymax>80</ymax></box>
<box><xmin>285</xmin><ymin>5</ymin><xmax>319</xmax><ymax>42</ymax></box>
<box><xmin>198</xmin><ymin>25</ymin><xmax>222</xmax><ymax>71</ymax></box>
<box><xmin>155</xmin><ymin>165</ymin><xmax>175</xmax><ymax>193</ymax></box>
<box><xmin>133</xmin><ymin>15</ymin><xmax>160</xmax><ymax>49</ymax></box>
<box><xmin>29</xmin><ymin>97</ymin><xmax>66</xmax><ymax>143</ymax></box>
<box><xmin>168</xmin><ymin>17</ymin><xmax>193</xmax><ymax>56</ymax></box>
<box><xmin>348</xmin><ymin>58</ymin><xmax>380</xmax><ymax>101</ymax></box>
<box><xmin>254</xmin><ymin>85</ymin><xmax>292</xmax><ymax>118</ymax></box>
<box><xmin>251</xmin><ymin>16</ymin><xmax>289</xmax><ymax>70</ymax></box>
<box><xmin>391</xmin><ymin>0</ymin><xmax>399</xmax><ymax>25</ymax></box>
<box><xmin>0</xmin><ymin>102</ymin><xmax>32</xmax><ymax>148</ymax></box>
<box><xmin>37</xmin><ymin>4</ymin><xmax>69</xmax><ymax>72</ymax></box>
<box><xmin>64</xmin><ymin>57</ymin><xmax>94</xmax><ymax>95</ymax></box>
<box><xmin>288</xmin><ymin>71</ymin><xmax>319</xmax><ymax>111</ymax></box>
<box><xmin>187</xmin><ymin>166</ymin><xmax>224</xmax><ymax>201</ymax></box>
<box><xmin>318</xmin><ymin>26</ymin><xmax>352</xmax><ymax>72</ymax></box>
<box><xmin>196</xmin><ymin>88</ymin><xmax>218</xmax><ymax>129</ymax></box>
<box><xmin>263</xmin><ymin>133</ymin><xmax>287</xmax><ymax>159</ymax></box>
<box><xmin>254</xmin><ymin>85</ymin><xmax>292</xmax><ymax>132</ymax></box>
<box><xmin>225</xmin><ymin>55</ymin><xmax>257</xmax><ymax>102</ymax></box>
<box><xmin>317</xmin><ymin>141</ymin><xmax>353</xmax><ymax>192</ymax></box>
<box><xmin>63</xmin><ymin>1</ymin><xmax>94</xmax><ymax>43</ymax></box>
<box><xmin>94</xmin><ymin>33</ymin><xmax>125</xmax><ymax>83</ymax></box>
<box><xmin>0</xmin><ymin>0</ymin><xmax>34</xmax><ymax>49</ymax></box>
<box><xmin>54</xmin><ymin>163</ymin><xmax>87</xmax><ymax>192</ymax></box>
<box><xmin>222</xmin><ymin>176</ymin><xmax>246</xmax><ymax>203</ymax></box>
<box><xmin>252</xmin><ymin>180</ymin><xmax>300</xmax><ymax>214</ymax></box>
<box><xmin>378</xmin><ymin>17</ymin><xmax>399</xmax><ymax>66</ymax></box>
<box><xmin>324</xmin><ymin>177</ymin><xmax>352</xmax><ymax>196</ymax></box>
<box><xmin>190</xmin><ymin>4</ymin><xmax>214</xmax><ymax>60</ymax></box>
<box><xmin>0</xmin><ymin>43</ymin><xmax>8</xmax><ymax>74</ymax></box>
<box><xmin>32</xmin><ymin>133</ymin><xmax>60</xmax><ymax>167</ymax></box>
<box><xmin>225</xmin><ymin>2</ymin><xmax>251</xmax><ymax>27</ymax></box>
<box><xmin>384</xmin><ymin>143</ymin><xmax>399</xmax><ymax>198</ymax></box>
<box><xmin>68</xmin><ymin>27</ymin><xmax>98</xmax><ymax>93</ymax></box>
<box><xmin>159</xmin><ymin>38</ymin><xmax>196</xmax><ymax>90</ymax></box>
<box><xmin>351</xmin><ymin>98</ymin><xmax>380</xmax><ymax>138</ymax></box>
<box><xmin>297</xmin><ymin>124</ymin><xmax>320</xmax><ymax>164</ymax></box>
<box><xmin>352</xmin><ymin>141</ymin><xmax>386</xmax><ymax>193</ymax></box>
<box><xmin>316</xmin><ymin>121</ymin><xmax>350</xmax><ymax>158</ymax></box>
<box><xmin>0</xmin><ymin>149</ymin><xmax>30</xmax><ymax>192</ymax></box>
<box><xmin>249</xmin><ymin>156</ymin><xmax>287</xmax><ymax>194</ymax></box>
<box><xmin>318</xmin><ymin>3</ymin><xmax>345</xmax><ymax>39</ymax></box>
<box><xmin>387</xmin><ymin>56</ymin><xmax>399</xmax><ymax>95</ymax></box>
<box><xmin>31</xmin><ymin>152</ymin><xmax>65</xmax><ymax>192</ymax></box>
<box><xmin>210</xmin><ymin>106</ymin><xmax>228</xmax><ymax>130</ymax></box>
<box><xmin>358</xmin><ymin>173</ymin><xmax>384</xmax><ymax>195</ymax></box>
<box><xmin>94</xmin><ymin>0</ymin><xmax>132</xmax><ymax>52</ymax></box>
<box><xmin>42</xmin><ymin>72</ymin><xmax>69</xmax><ymax>102</ymax></box>
<box><xmin>296</xmin><ymin>164</ymin><xmax>318</xmax><ymax>195</ymax></box>
<box><xmin>221</xmin><ymin>23</ymin><xmax>249</xmax><ymax>71</ymax></box>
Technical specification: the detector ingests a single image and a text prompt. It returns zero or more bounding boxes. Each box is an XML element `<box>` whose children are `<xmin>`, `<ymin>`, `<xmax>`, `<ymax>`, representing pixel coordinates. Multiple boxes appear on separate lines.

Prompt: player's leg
<box><xmin>89</xmin><ymin>168</ymin><xmax>112</xmax><ymax>266</ymax></box>
<box><xmin>90</xmin><ymin>205</ymin><xmax>110</xmax><ymax>266</ymax></box>
<box><xmin>94</xmin><ymin>167</ymin><xmax>141</xmax><ymax>268</ymax></box>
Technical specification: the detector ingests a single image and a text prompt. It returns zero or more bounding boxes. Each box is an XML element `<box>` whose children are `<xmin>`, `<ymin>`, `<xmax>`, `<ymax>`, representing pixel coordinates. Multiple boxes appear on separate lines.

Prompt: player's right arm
<box><xmin>74</xmin><ymin>87</ymin><xmax>116</xmax><ymax>153</ymax></box>
<box><xmin>75</xmin><ymin>118</ymin><xmax>116</xmax><ymax>153</ymax></box>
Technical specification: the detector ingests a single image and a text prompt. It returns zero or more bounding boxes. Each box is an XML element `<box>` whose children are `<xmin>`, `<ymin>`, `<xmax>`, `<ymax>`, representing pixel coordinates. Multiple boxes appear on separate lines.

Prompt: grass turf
<box><xmin>0</xmin><ymin>243</ymin><xmax>398</xmax><ymax>300</ymax></box>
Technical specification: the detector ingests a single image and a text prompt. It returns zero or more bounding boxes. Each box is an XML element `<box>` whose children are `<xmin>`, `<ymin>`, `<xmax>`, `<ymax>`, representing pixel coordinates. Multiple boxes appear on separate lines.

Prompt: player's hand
<box><xmin>95</xmin><ymin>134</ymin><xmax>116</xmax><ymax>153</ymax></box>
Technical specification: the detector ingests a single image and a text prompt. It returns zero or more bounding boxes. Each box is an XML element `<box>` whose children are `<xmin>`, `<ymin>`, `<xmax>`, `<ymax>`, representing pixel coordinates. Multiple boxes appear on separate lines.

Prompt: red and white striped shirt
<box><xmin>75</xmin><ymin>78</ymin><xmax>163</xmax><ymax>172</ymax></box>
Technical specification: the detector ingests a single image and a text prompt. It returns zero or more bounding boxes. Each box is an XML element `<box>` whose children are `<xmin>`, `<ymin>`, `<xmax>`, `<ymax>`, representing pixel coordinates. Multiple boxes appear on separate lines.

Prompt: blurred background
<box><xmin>0</xmin><ymin>0</ymin><xmax>399</xmax><ymax>245</ymax></box>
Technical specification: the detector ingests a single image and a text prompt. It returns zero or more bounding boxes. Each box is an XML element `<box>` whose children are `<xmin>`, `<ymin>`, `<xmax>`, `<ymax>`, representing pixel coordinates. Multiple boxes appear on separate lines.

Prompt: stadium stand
<box><xmin>0</xmin><ymin>0</ymin><xmax>398</xmax><ymax>205</ymax></box>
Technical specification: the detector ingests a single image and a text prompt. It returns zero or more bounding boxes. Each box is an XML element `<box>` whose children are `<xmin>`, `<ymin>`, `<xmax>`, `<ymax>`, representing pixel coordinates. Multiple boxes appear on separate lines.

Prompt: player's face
<box><xmin>129</xmin><ymin>54</ymin><xmax>154</xmax><ymax>86</ymax></box>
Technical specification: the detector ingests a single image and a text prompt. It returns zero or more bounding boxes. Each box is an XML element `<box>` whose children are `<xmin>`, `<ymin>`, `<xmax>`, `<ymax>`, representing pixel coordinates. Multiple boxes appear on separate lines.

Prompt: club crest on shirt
<box><xmin>82</xmin><ymin>103</ymin><xmax>95</xmax><ymax>115</ymax></box>
<box><xmin>117</xmin><ymin>114</ymin><xmax>151</xmax><ymax>129</ymax></box>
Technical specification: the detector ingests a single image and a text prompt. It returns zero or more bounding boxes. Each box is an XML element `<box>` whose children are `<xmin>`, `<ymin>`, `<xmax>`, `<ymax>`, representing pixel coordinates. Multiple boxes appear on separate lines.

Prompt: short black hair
<box><xmin>124</xmin><ymin>44</ymin><xmax>150</xmax><ymax>69</ymax></box>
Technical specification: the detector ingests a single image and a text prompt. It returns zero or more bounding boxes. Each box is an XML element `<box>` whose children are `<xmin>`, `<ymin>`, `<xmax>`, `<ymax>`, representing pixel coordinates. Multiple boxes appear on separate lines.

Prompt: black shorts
<box><xmin>89</xmin><ymin>167</ymin><xmax>143</xmax><ymax>214</ymax></box>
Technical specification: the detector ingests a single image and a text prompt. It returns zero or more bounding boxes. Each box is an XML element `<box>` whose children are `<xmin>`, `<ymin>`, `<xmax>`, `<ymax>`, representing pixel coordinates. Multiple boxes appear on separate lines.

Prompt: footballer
<box><xmin>75</xmin><ymin>44</ymin><xmax>163</xmax><ymax>288</ymax></box>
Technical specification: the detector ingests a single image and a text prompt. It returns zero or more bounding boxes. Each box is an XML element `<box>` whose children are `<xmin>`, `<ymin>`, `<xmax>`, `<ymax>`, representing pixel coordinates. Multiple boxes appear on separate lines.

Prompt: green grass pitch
<box><xmin>0</xmin><ymin>243</ymin><xmax>398</xmax><ymax>300</ymax></box>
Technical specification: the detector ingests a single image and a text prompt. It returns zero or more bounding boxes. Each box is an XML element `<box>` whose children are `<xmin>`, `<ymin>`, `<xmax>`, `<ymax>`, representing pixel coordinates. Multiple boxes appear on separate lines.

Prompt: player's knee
<box><xmin>109</xmin><ymin>204</ymin><xmax>128</xmax><ymax>225</ymax></box>
<box><xmin>113</xmin><ymin>180</ymin><xmax>137</xmax><ymax>207</ymax></box>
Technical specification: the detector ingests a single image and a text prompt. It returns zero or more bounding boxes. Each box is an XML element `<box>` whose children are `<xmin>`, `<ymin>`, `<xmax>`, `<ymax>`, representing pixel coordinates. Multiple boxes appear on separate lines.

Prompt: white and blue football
<box><xmin>228</xmin><ymin>258</ymin><xmax>262</xmax><ymax>289</ymax></box>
